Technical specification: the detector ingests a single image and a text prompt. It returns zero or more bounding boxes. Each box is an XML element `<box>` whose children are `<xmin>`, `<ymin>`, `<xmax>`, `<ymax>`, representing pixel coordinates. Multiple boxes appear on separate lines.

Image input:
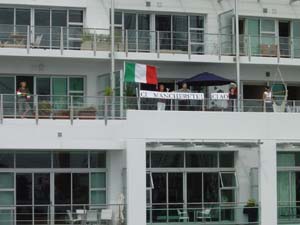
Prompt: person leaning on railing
<box><xmin>263</xmin><ymin>86</ymin><xmax>273</xmax><ymax>112</ymax></box>
<box><xmin>17</xmin><ymin>81</ymin><xmax>31</xmax><ymax>118</ymax></box>
<box><xmin>178</xmin><ymin>83</ymin><xmax>191</xmax><ymax>111</ymax></box>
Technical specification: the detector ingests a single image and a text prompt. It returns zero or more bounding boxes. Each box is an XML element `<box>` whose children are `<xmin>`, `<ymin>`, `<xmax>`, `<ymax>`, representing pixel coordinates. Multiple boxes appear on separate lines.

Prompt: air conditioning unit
<box><xmin>146</xmin><ymin>1</ymin><xmax>151</xmax><ymax>7</ymax></box>
<box><xmin>263</xmin><ymin>8</ymin><xmax>268</xmax><ymax>13</ymax></box>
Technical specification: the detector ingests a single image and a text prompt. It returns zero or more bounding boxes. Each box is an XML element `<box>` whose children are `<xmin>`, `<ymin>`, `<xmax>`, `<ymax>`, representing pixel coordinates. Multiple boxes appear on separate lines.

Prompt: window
<box><xmin>0</xmin><ymin>152</ymin><xmax>14</xmax><ymax>168</ymax></box>
<box><xmin>53</xmin><ymin>151</ymin><xmax>88</xmax><ymax>168</ymax></box>
<box><xmin>151</xmin><ymin>151</ymin><xmax>184</xmax><ymax>168</ymax></box>
<box><xmin>146</xmin><ymin>172</ymin><xmax>154</xmax><ymax>189</ymax></box>
<box><xmin>16</xmin><ymin>9</ymin><xmax>31</xmax><ymax>26</ymax></box>
<box><xmin>35</xmin><ymin>9</ymin><xmax>50</xmax><ymax>26</ymax></box>
<box><xmin>90</xmin><ymin>152</ymin><xmax>106</xmax><ymax>168</ymax></box>
<box><xmin>186</xmin><ymin>152</ymin><xmax>218</xmax><ymax>167</ymax></box>
<box><xmin>277</xmin><ymin>152</ymin><xmax>300</xmax><ymax>167</ymax></box>
<box><xmin>0</xmin><ymin>8</ymin><xmax>14</xmax><ymax>24</ymax></box>
<box><xmin>16</xmin><ymin>151</ymin><xmax>51</xmax><ymax>168</ymax></box>
<box><xmin>219</xmin><ymin>152</ymin><xmax>235</xmax><ymax>167</ymax></box>
<box><xmin>91</xmin><ymin>172</ymin><xmax>106</xmax><ymax>204</ymax></box>
<box><xmin>220</xmin><ymin>172</ymin><xmax>238</xmax><ymax>188</ymax></box>
<box><xmin>69</xmin><ymin>10</ymin><xmax>83</xmax><ymax>23</ymax></box>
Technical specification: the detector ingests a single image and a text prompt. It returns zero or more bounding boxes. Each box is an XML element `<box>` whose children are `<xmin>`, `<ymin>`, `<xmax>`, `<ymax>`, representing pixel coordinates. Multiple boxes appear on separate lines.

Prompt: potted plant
<box><xmin>243</xmin><ymin>199</ymin><xmax>258</xmax><ymax>223</ymax></box>
<box><xmin>38</xmin><ymin>101</ymin><xmax>52</xmax><ymax>119</ymax></box>
<box><xmin>77</xmin><ymin>106</ymin><xmax>97</xmax><ymax>120</ymax></box>
<box><xmin>53</xmin><ymin>109</ymin><xmax>70</xmax><ymax>119</ymax></box>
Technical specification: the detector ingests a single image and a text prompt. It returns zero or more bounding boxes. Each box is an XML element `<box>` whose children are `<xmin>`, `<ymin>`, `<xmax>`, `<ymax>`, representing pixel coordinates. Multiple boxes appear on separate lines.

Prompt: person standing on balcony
<box><xmin>17</xmin><ymin>81</ymin><xmax>31</xmax><ymax>118</ymax></box>
<box><xmin>178</xmin><ymin>83</ymin><xmax>191</xmax><ymax>111</ymax></box>
<box><xmin>157</xmin><ymin>84</ymin><xmax>167</xmax><ymax>110</ymax></box>
<box><xmin>228</xmin><ymin>83</ymin><xmax>237</xmax><ymax>112</ymax></box>
<box><xmin>263</xmin><ymin>86</ymin><xmax>273</xmax><ymax>112</ymax></box>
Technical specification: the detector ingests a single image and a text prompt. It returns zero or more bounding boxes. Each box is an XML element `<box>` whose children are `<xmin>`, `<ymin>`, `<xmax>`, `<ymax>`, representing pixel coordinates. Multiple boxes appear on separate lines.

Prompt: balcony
<box><xmin>0</xmin><ymin>25</ymin><xmax>299</xmax><ymax>64</ymax></box>
<box><xmin>1</xmin><ymin>94</ymin><xmax>300</xmax><ymax>124</ymax></box>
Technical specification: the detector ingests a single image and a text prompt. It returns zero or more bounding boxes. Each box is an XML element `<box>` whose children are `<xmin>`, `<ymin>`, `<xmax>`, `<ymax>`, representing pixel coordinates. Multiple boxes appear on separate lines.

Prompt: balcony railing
<box><xmin>0</xmin><ymin>25</ymin><xmax>300</xmax><ymax>59</ymax></box>
<box><xmin>278</xmin><ymin>203</ymin><xmax>300</xmax><ymax>224</ymax></box>
<box><xmin>147</xmin><ymin>203</ymin><xmax>260</xmax><ymax>225</ymax></box>
<box><xmin>1</xmin><ymin>94</ymin><xmax>300</xmax><ymax>124</ymax></box>
<box><xmin>0</xmin><ymin>204</ymin><xmax>125</xmax><ymax>225</ymax></box>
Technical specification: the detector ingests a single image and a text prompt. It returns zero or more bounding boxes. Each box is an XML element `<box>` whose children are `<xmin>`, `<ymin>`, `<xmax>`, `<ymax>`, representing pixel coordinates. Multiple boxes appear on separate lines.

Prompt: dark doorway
<box><xmin>279</xmin><ymin>21</ymin><xmax>290</xmax><ymax>57</ymax></box>
<box><xmin>156</xmin><ymin>15</ymin><xmax>172</xmax><ymax>50</ymax></box>
<box><xmin>287</xmin><ymin>86</ymin><xmax>300</xmax><ymax>100</ymax></box>
<box><xmin>16</xmin><ymin>76</ymin><xmax>34</xmax><ymax>94</ymax></box>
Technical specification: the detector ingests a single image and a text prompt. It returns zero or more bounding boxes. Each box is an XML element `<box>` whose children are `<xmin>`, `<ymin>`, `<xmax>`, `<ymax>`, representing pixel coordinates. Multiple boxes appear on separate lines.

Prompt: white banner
<box><xmin>211</xmin><ymin>93</ymin><xmax>229</xmax><ymax>100</ymax></box>
<box><xmin>140</xmin><ymin>90</ymin><xmax>204</xmax><ymax>100</ymax></box>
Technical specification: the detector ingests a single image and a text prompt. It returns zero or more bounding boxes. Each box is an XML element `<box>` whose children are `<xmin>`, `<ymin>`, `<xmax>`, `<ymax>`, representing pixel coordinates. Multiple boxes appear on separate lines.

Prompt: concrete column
<box><xmin>259</xmin><ymin>140</ymin><xmax>277</xmax><ymax>225</ymax></box>
<box><xmin>126</xmin><ymin>139</ymin><xmax>146</xmax><ymax>225</ymax></box>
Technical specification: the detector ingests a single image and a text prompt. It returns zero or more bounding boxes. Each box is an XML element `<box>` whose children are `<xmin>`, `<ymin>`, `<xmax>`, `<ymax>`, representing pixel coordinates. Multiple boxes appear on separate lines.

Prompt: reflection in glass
<box><xmin>72</xmin><ymin>173</ymin><xmax>89</xmax><ymax>204</ymax></box>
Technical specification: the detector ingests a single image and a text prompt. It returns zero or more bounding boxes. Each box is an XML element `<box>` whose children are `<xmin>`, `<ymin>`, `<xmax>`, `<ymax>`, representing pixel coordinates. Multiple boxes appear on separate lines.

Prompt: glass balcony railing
<box><xmin>0</xmin><ymin>25</ymin><xmax>300</xmax><ymax>59</ymax></box>
<box><xmin>147</xmin><ymin>203</ymin><xmax>260</xmax><ymax>225</ymax></box>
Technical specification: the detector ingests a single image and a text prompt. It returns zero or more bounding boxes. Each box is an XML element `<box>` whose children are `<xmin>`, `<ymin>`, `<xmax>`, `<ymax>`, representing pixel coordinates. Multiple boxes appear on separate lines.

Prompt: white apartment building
<box><xmin>0</xmin><ymin>1</ymin><xmax>300</xmax><ymax>225</ymax></box>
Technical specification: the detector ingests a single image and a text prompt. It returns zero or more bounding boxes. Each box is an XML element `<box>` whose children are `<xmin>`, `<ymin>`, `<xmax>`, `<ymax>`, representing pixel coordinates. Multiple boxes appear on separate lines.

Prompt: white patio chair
<box><xmin>196</xmin><ymin>208</ymin><xmax>212</xmax><ymax>221</ymax></box>
<box><xmin>100</xmin><ymin>209</ymin><xmax>113</xmax><ymax>225</ymax></box>
<box><xmin>32</xmin><ymin>34</ymin><xmax>43</xmax><ymax>48</ymax></box>
<box><xmin>87</xmin><ymin>210</ymin><xmax>99</xmax><ymax>225</ymax></box>
<box><xmin>177</xmin><ymin>209</ymin><xmax>189</xmax><ymax>222</ymax></box>
<box><xmin>66</xmin><ymin>210</ymin><xmax>81</xmax><ymax>224</ymax></box>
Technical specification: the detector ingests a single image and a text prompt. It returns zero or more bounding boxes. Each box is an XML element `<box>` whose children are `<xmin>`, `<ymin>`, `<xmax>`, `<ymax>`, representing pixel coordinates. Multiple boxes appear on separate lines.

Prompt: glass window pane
<box><xmin>16</xmin><ymin>174</ymin><xmax>32</xmax><ymax>205</ymax></box>
<box><xmin>146</xmin><ymin>173</ymin><xmax>153</xmax><ymax>189</ymax></box>
<box><xmin>55</xmin><ymin>173</ymin><xmax>71</xmax><ymax>204</ymax></box>
<box><xmin>35</xmin><ymin>10</ymin><xmax>50</xmax><ymax>26</ymax></box>
<box><xmin>124</xmin><ymin>13</ymin><xmax>136</xmax><ymax>29</ymax></box>
<box><xmin>138</xmin><ymin>14</ymin><xmax>150</xmax><ymax>30</ymax></box>
<box><xmin>0</xmin><ymin>192</ymin><xmax>14</xmax><ymax>206</ymax></box>
<box><xmin>203</xmin><ymin>173</ymin><xmax>219</xmax><ymax>202</ymax></box>
<box><xmin>0</xmin><ymin>152</ymin><xmax>14</xmax><ymax>168</ymax></box>
<box><xmin>34</xmin><ymin>173</ymin><xmax>50</xmax><ymax>204</ymax></box>
<box><xmin>187</xmin><ymin>173</ymin><xmax>202</xmax><ymax>203</ymax></box>
<box><xmin>72</xmin><ymin>173</ymin><xmax>89</xmax><ymax>204</ymax></box>
<box><xmin>69</xmin><ymin>77</ymin><xmax>84</xmax><ymax>92</ymax></box>
<box><xmin>190</xmin><ymin>16</ymin><xmax>204</xmax><ymax>29</ymax></box>
<box><xmin>91</xmin><ymin>173</ymin><xmax>106</xmax><ymax>189</ymax></box>
<box><xmin>168</xmin><ymin>173</ymin><xmax>183</xmax><ymax>203</ymax></box>
<box><xmin>69</xmin><ymin>10</ymin><xmax>83</xmax><ymax>23</ymax></box>
<box><xmin>219</xmin><ymin>152</ymin><xmax>235</xmax><ymax>168</ymax></box>
<box><xmin>221</xmin><ymin>173</ymin><xmax>237</xmax><ymax>187</ymax></box>
<box><xmin>277</xmin><ymin>152</ymin><xmax>296</xmax><ymax>167</ymax></box>
<box><xmin>114</xmin><ymin>12</ymin><xmax>122</xmax><ymax>25</ymax></box>
<box><xmin>36</xmin><ymin>78</ymin><xmax>50</xmax><ymax>95</ymax></box>
<box><xmin>0</xmin><ymin>8</ymin><xmax>14</xmax><ymax>24</ymax></box>
<box><xmin>52</xmin><ymin>10</ymin><xmax>67</xmax><ymax>27</ymax></box>
<box><xmin>173</xmin><ymin>16</ymin><xmax>188</xmax><ymax>32</ymax></box>
<box><xmin>0</xmin><ymin>173</ymin><xmax>14</xmax><ymax>189</ymax></box>
<box><xmin>52</xmin><ymin>78</ymin><xmax>67</xmax><ymax>95</ymax></box>
<box><xmin>152</xmin><ymin>173</ymin><xmax>166</xmax><ymax>203</ymax></box>
<box><xmin>151</xmin><ymin>151</ymin><xmax>184</xmax><ymax>168</ymax></box>
<box><xmin>261</xmin><ymin>19</ymin><xmax>275</xmax><ymax>33</ymax></box>
<box><xmin>221</xmin><ymin>189</ymin><xmax>235</xmax><ymax>203</ymax></box>
<box><xmin>91</xmin><ymin>191</ymin><xmax>106</xmax><ymax>204</ymax></box>
<box><xmin>16</xmin><ymin>151</ymin><xmax>51</xmax><ymax>168</ymax></box>
<box><xmin>16</xmin><ymin>9</ymin><xmax>30</xmax><ymax>25</ymax></box>
<box><xmin>186</xmin><ymin>152</ymin><xmax>218</xmax><ymax>168</ymax></box>
<box><xmin>53</xmin><ymin>151</ymin><xmax>88</xmax><ymax>168</ymax></box>
<box><xmin>90</xmin><ymin>152</ymin><xmax>106</xmax><ymax>168</ymax></box>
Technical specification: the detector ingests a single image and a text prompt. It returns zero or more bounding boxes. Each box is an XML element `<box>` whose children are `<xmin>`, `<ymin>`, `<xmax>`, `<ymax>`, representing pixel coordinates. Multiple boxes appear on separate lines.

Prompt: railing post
<box><xmin>125</xmin><ymin>29</ymin><xmax>129</xmax><ymax>57</ymax></box>
<box><xmin>218</xmin><ymin>33</ymin><xmax>221</xmax><ymax>60</ymax></box>
<box><xmin>70</xmin><ymin>96</ymin><xmax>74</xmax><ymax>125</ymax></box>
<box><xmin>293</xmin><ymin>100</ymin><xmax>296</xmax><ymax>112</ymax></box>
<box><xmin>93</xmin><ymin>29</ymin><xmax>97</xmax><ymax>56</ymax></box>
<box><xmin>0</xmin><ymin>94</ymin><xmax>3</xmax><ymax>124</ymax></box>
<box><xmin>35</xmin><ymin>95</ymin><xmax>39</xmax><ymax>125</ymax></box>
<box><xmin>27</xmin><ymin>25</ymin><xmax>30</xmax><ymax>54</ymax></box>
<box><xmin>277</xmin><ymin>37</ymin><xmax>280</xmax><ymax>63</ymax></box>
<box><xmin>136</xmin><ymin>29</ymin><xmax>139</xmax><ymax>52</ymax></box>
<box><xmin>60</xmin><ymin>27</ymin><xmax>64</xmax><ymax>55</ymax></box>
<box><xmin>188</xmin><ymin>30</ymin><xmax>191</xmax><ymax>59</ymax></box>
<box><xmin>157</xmin><ymin>31</ymin><xmax>160</xmax><ymax>58</ymax></box>
<box><xmin>104</xmin><ymin>96</ymin><xmax>108</xmax><ymax>126</ymax></box>
<box><xmin>248</xmin><ymin>35</ymin><xmax>252</xmax><ymax>62</ymax></box>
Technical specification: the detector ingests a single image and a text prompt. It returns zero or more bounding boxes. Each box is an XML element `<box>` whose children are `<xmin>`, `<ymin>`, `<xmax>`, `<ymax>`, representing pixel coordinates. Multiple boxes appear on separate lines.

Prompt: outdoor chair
<box><xmin>67</xmin><ymin>210</ymin><xmax>81</xmax><ymax>224</ymax></box>
<box><xmin>196</xmin><ymin>208</ymin><xmax>212</xmax><ymax>221</ymax></box>
<box><xmin>32</xmin><ymin>34</ymin><xmax>43</xmax><ymax>48</ymax></box>
<box><xmin>87</xmin><ymin>210</ymin><xmax>99</xmax><ymax>225</ymax></box>
<box><xmin>177</xmin><ymin>209</ymin><xmax>189</xmax><ymax>222</ymax></box>
<box><xmin>100</xmin><ymin>209</ymin><xmax>113</xmax><ymax>225</ymax></box>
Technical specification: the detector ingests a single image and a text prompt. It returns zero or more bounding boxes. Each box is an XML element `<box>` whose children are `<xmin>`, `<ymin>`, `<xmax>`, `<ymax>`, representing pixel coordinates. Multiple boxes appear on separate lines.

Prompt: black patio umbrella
<box><xmin>178</xmin><ymin>72</ymin><xmax>234</xmax><ymax>86</ymax></box>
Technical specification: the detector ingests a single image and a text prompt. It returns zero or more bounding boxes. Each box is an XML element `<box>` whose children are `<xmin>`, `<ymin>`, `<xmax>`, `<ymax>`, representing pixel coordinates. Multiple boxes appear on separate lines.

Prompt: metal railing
<box><xmin>0</xmin><ymin>94</ymin><xmax>300</xmax><ymax>125</ymax></box>
<box><xmin>278</xmin><ymin>203</ymin><xmax>300</xmax><ymax>224</ymax></box>
<box><xmin>1</xmin><ymin>25</ymin><xmax>300</xmax><ymax>59</ymax></box>
<box><xmin>0</xmin><ymin>204</ymin><xmax>125</xmax><ymax>225</ymax></box>
<box><xmin>147</xmin><ymin>203</ymin><xmax>260</xmax><ymax>225</ymax></box>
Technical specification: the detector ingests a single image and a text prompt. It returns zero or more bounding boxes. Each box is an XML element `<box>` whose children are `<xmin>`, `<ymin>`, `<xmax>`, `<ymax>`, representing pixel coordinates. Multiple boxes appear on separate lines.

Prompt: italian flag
<box><xmin>124</xmin><ymin>62</ymin><xmax>158</xmax><ymax>84</ymax></box>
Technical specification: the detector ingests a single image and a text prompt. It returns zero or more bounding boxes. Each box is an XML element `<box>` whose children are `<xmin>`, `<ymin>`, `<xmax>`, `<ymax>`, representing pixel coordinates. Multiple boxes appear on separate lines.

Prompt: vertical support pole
<box><xmin>293</xmin><ymin>100</ymin><xmax>296</xmax><ymax>112</ymax></box>
<box><xmin>35</xmin><ymin>95</ymin><xmax>39</xmax><ymax>125</ymax></box>
<box><xmin>0</xmin><ymin>94</ymin><xmax>3</xmax><ymax>124</ymax></box>
<box><xmin>259</xmin><ymin>140</ymin><xmax>277</xmax><ymax>225</ymax></box>
<box><xmin>136</xmin><ymin>29</ymin><xmax>139</xmax><ymax>52</ymax></box>
<box><xmin>188</xmin><ymin>30</ymin><xmax>191</xmax><ymax>59</ymax></box>
<box><xmin>70</xmin><ymin>96</ymin><xmax>74</xmax><ymax>125</ymax></box>
<box><xmin>248</xmin><ymin>35</ymin><xmax>252</xmax><ymax>62</ymax></box>
<box><xmin>277</xmin><ymin>40</ymin><xmax>281</xmax><ymax>63</ymax></box>
<box><xmin>104</xmin><ymin>96</ymin><xmax>108</xmax><ymax>126</ymax></box>
<box><xmin>27</xmin><ymin>25</ymin><xmax>30</xmax><ymax>54</ymax></box>
<box><xmin>157</xmin><ymin>31</ymin><xmax>160</xmax><ymax>58</ymax></box>
<box><xmin>110</xmin><ymin>0</ymin><xmax>116</xmax><ymax>119</ymax></box>
<box><xmin>93</xmin><ymin>29</ymin><xmax>97</xmax><ymax>56</ymax></box>
<box><xmin>218</xmin><ymin>33</ymin><xmax>221</xmax><ymax>60</ymax></box>
<box><xmin>235</xmin><ymin>0</ymin><xmax>241</xmax><ymax>112</ymax></box>
<box><xmin>125</xmin><ymin>29</ymin><xmax>129</xmax><ymax>57</ymax></box>
<box><xmin>120</xmin><ymin>69</ymin><xmax>124</xmax><ymax>118</ymax></box>
<box><xmin>60</xmin><ymin>27</ymin><xmax>64</xmax><ymax>55</ymax></box>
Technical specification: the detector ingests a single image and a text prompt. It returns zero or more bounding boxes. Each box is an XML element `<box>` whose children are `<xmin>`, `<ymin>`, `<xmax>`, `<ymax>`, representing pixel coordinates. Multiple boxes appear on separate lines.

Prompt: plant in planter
<box><xmin>38</xmin><ymin>101</ymin><xmax>52</xmax><ymax>118</ymax></box>
<box><xmin>53</xmin><ymin>110</ymin><xmax>70</xmax><ymax>119</ymax></box>
<box><xmin>243</xmin><ymin>199</ymin><xmax>259</xmax><ymax>223</ymax></box>
<box><xmin>78</xmin><ymin>106</ymin><xmax>97</xmax><ymax>120</ymax></box>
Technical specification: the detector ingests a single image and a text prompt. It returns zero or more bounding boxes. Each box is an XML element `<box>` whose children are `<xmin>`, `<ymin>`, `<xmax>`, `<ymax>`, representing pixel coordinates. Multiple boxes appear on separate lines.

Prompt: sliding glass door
<box><xmin>293</xmin><ymin>21</ymin><xmax>300</xmax><ymax>58</ymax></box>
